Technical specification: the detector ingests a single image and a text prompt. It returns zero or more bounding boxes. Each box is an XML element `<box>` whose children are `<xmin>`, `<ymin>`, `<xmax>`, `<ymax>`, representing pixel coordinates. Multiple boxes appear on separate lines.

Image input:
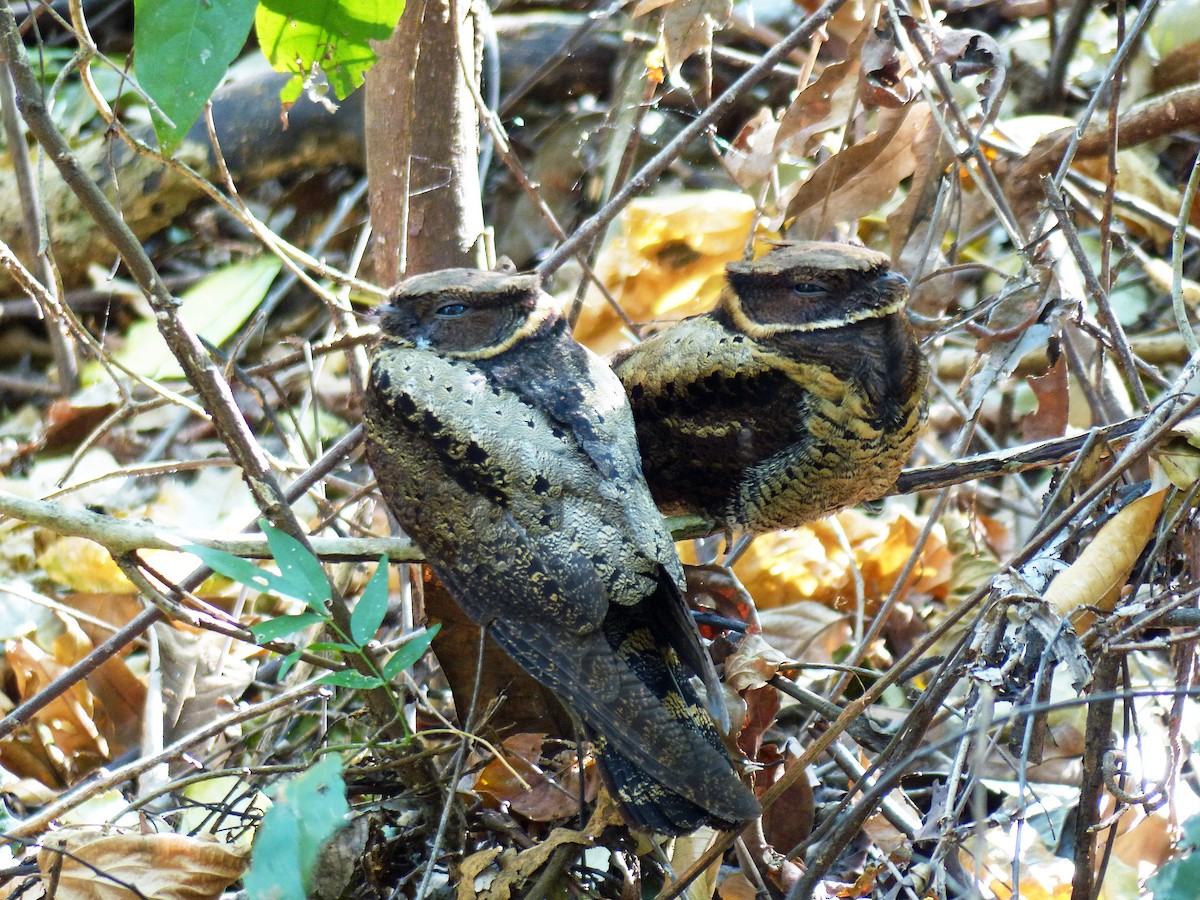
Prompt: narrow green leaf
<box><xmin>249</xmin><ymin>612</ymin><xmax>325</xmax><ymax>643</ymax></box>
<box><xmin>317</xmin><ymin>670</ymin><xmax>385</xmax><ymax>689</ymax></box>
<box><xmin>245</xmin><ymin>756</ymin><xmax>347</xmax><ymax>898</ymax></box>
<box><xmin>350</xmin><ymin>557</ymin><xmax>390</xmax><ymax>645</ymax></box>
<box><xmin>134</xmin><ymin>0</ymin><xmax>259</xmax><ymax>151</ymax></box>
<box><xmin>381</xmin><ymin>624</ymin><xmax>439</xmax><ymax>680</ymax></box>
<box><xmin>306</xmin><ymin>641</ymin><xmax>356</xmax><ymax>654</ymax></box>
<box><xmin>183</xmin><ymin>543</ymin><xmax>296</xmax><ymax>599</ymax></box>
<box><xmin>278</xmin><ymin>648</ymin><xmax>304</xmax><ymax>681</ymax></box>
<box><xmin>255</xmin><ymin>0</ymin><xmax>406</xmax><ymax>106</ymax></box>
<box><xmin>260</xmin><ymin>519</ymin><xmax>331</xmax><ymax>611</ymax></box>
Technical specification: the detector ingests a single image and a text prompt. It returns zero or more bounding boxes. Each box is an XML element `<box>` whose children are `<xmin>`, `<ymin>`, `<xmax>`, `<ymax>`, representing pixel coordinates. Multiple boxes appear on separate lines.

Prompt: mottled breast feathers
<box><xmin>363</xmin><ymin>267</ymin><xmax>760</xmax><ymax>834</ymax></box>
<box><xmin>611</xmin><ymin>241</ymin><xmax>930</xmax><ymax>534</ymax></box>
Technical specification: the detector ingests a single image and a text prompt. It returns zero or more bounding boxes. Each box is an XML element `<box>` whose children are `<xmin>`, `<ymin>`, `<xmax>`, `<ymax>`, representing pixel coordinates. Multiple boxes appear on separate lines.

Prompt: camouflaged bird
<box><xmin>363</xmin><ymin>268</ymin><xmax>760</xmax><ymax>834</ymax></box>
<box><xmin>611</xmin><ymin>242</ymin><xmax>928</xmax><ymax>534</ymax></box>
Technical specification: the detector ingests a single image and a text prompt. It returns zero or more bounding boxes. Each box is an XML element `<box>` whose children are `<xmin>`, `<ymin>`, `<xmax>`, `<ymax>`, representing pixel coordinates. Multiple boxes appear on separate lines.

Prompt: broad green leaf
<box><xmin>245</xmin><ymin>756</ymin><xmax>347</xmax><ymax>899</ymax></box>
<box><xmin>317</xmin><ymin>670</ymin><xmax>384</xmax><ymax>689</ymax></box>
<box><xmin>261</xmin><ymin>520</ymin><xmax>332</xmax><ymax>612</ymax></box>
<box><xmin>183</xmin><ymin>543</ymin><xmax>297</xmax><ymax>599</ymax></box>
<box><xmin>255</xmin><ymin>0</ymin><xmax>405</xmax><ymax>107</ymax></box>
<box><xmin>107</xmin><ymin>256</ymin><xmax>282</xmax><ymax>380</ymax></box>
<box><xmin>350</xmin><ymin>558</ymin><xmax>389</xmax><ymax>645</ymax></box>
<box><xmin>249</xmin><ymin>612</ymin><xmax>325</xmax><ymax>643</ymax></box>
<box><xmin>381</xmin><ymin>624</ymin><xmax>438</xmax><ymax>680</ymax></box>
<box><xmin>1148</xmin><ymin>814</ymin><xmax>1200</xmax><ymax>899</ymax></box>
<box><xmin>134</xmin><ymin>0</ymin><xmax>259</xmax><ymax>150</ymax></box>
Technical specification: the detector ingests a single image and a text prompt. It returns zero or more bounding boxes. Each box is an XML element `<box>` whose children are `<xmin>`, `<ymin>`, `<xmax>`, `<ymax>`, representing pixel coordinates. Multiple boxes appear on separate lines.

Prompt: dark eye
<box><xmin>435</xmin><ymin>303</ymin><xmax>469</xmax><ymax>317</ymax></box>
<box><xmin>792</xmin><ymin>282</ymin><xmax>826</xmax><ymax>295</ymax></box>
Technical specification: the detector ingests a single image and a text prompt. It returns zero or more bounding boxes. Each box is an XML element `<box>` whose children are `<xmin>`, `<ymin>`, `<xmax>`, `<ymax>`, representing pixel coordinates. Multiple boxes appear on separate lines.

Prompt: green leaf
<box><xmin>255</xmin><ymin>0</ymin><xmax>405</xmax><ymax>106</ymax></box>
<box><xmin>249</xmin><ymin>612</ymin><xmax>324</xmax><ymax>643</ymax></box>
<box><xmin>184</xmin><ymin>543</ymin><xmax>297</xmax><ymax>599</ymax></box>
<box><xmin>306</xmin><ymin>641</ymin><xmax>356</xmax><ymax>654</ymax></box>
<box><xmin>350</xmin><ymin>558</ymin><xmax>389</xmax><ymax>645</ymax></box>
<box><xmin>102</xmin><ymin>256</ymin><xmax>282</xmax><ymax>381</ymax></box>
<box><xmin>1149</xmin><ymin>813</ymin><xmax>1200</xmax><ymax>899</ymax></box>
<box><xmin>278</xmin><ymin>648</ymin><xmax>304</xmax><ymax>680</ymax></box>
<box><xmin>261</xmin><ymin>520</ymin><xmax>331</xmax><ymax>612</ymax></box>
<box><xmin>381</xmin><ymin>624</ymin><xmax>438</xmax><ymax>680</ymax></box>
<box><xmin>317</xmin><ymin>670</ymin><xmax>385</xmax><ymax>689</ymax></box>
<box><xmin>134</xmin><ymin>0</ymin><xmax>259</xmax><ymax>151</ymax></box>
<box><xmin>245</xmin><ymin>755</ymin><xmax>348</xmax><ymax>899</ymax></box>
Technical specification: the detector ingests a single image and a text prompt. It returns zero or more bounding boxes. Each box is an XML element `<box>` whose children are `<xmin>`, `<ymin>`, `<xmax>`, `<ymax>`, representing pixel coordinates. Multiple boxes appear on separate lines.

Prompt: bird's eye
<box><xmin>792</xmin><ymin>282</ymin><xmax>826</xmax><ymax>295</ymax></box>
<box><xmin>435</xmin><ymin>303</ymin><xmax>469</xmax><ymax>317</ymax></box>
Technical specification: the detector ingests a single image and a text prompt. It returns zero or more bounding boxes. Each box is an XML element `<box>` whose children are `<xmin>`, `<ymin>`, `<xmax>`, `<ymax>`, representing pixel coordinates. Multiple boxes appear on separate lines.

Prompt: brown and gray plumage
<box><xmin>363</xmin><ymin>268</ymin><xmax>760</xmax><ymax>834</ymax></box>
<box><xmin>612</xmin><ymin>242</ymin><xmax>929</xmax><ymax>534</ymax></box>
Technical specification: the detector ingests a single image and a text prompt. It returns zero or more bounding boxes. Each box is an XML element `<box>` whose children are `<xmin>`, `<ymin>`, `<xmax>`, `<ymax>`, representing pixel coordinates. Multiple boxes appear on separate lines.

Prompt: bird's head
<box><xmin>721</xmin><ymin>242</ymin><xmax>908</xmax><ymax>338</ymax></box>
<box><xmin>379</xmin><ymin>269</ymin><xmax>555</xmax><ymax>359</ymax></box>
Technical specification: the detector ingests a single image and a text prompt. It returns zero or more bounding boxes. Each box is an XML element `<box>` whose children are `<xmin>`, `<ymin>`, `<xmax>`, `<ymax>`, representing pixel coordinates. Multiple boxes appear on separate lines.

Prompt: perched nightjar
<box><xmin>363</xmin><ymin>268</ymin><xmax>760</xmax><ymax>835</ymax></box>
<box><xmin>611</xmin><ymin>242</ymin><xmax>929</xmax><ymax>534</ymax></box>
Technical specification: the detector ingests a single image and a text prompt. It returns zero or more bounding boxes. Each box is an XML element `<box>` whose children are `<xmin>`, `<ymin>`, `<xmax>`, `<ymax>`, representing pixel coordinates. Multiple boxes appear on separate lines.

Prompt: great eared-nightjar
<box><xmin>363</xmin><ymin>268</ymin><xmax>760</xmax><ymax>835</ymax></box>
<box><xmin>611</xmin><ymin>241</ymin><xmax>929</xmax><ymax>534</ymax></box>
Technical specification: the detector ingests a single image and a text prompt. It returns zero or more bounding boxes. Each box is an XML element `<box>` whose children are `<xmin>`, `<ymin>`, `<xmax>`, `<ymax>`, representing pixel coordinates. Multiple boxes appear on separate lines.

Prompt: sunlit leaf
<box><xmin>134</xmin><ymin>0</ymin><xmax>259</xmax><ymax>150</ymax></box>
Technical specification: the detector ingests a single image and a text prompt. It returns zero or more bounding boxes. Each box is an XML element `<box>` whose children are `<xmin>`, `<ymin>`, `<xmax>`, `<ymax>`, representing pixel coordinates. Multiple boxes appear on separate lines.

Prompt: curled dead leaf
<box><xmin>725</xmin><ymin>633</ymin><xmax>789</xmax><ymax>692</ymax></box>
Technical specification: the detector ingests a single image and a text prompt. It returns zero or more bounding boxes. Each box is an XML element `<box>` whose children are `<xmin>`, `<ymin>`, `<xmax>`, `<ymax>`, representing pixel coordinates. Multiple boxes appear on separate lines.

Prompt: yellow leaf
<box><xmin>1042</xmin><ymin>489</ymin><xmax>1166</xmax><ymax>629</ymax></box>
<box><xmin>576</xmin><ymin>191</ymin><xmax>758</xmax><ymax>356</ymax></box>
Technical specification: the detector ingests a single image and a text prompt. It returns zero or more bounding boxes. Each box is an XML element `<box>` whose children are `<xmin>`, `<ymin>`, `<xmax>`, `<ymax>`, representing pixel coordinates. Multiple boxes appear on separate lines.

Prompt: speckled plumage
<box><xmin>611</xmin><ymin>242</ymin><xmax>929</xmax><ymax>534</ymax></box>
<box><xmin>363</xmin><ymin>268</ymin><xmax>759</xmax><ymax>834</ymax></box>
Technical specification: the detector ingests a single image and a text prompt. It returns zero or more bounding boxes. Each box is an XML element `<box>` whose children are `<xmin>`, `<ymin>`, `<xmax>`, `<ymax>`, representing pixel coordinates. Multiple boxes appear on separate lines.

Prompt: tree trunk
<box><xmin>365</xmin><ymin>0</ymin><xmax>486</xmax><ymax>286</ymax></box>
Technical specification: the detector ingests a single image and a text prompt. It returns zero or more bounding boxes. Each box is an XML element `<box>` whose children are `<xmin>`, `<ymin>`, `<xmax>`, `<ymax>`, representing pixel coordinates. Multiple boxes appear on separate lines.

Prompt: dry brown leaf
<box><xmin>152</xmin><ymin>622</ymin><xmax>255</xmax><ymax>744</ymax></box>
<box><xmin>715</xmin><ymin>871</ymin><xmax>761</xmax><ymax>899</ymax></box>
<box><xmin>37</xmin><ymin>829</ymin><xmax>247</xmax><ymax>900</ymax></box>
<box><xmin>887</xmin><ymin>112</ymin><xmax>955</xmax><ymax>262</ymax></box>
<box><xmin>7</xmin><ymin>637</ymin><xmax>105</xmax><ymax>760</ymax></box>
<box><xmin>775</xmin><ymin>58</ymin><xmax>860</xmax><ymax>154</ymax></box>
<box><xmin>724</xmin><ymin>633</ymin><xmax>789</xmax><ymax>692</ymax></box>
<box><xmin>471</xmin><ymin>734</ymin><xmax>597</xmax><ymax>823</ymax></box>
<box><xmin>38</xmin><ymin>398</ymin><xmax>119</xmax><ymax>456</ymax></box>
<box><xmin>758</xmin><ymin>747</ymin><xmax>814</xmax><ymax>852</ymax></box>
<box><xmin>458</xmin><ymin>847</ymin><xmax>508</xmax><ymax>900</ymax></box>
<box><xmin>0</xmin><ymin>734</ymin><xmax>61</xmax><ymax>787</ymax></box>
<box><xmin>925</xmin><ymin>24</ymin><xmax>1005</xmax><ymax>112</ymax></box>
<box><xmin>1042</xmin><ymin>488</ymin><xmax>1166</xmax><ymax>629</ymax></box>
<box><xmin>757</xmin><ymin>602</ymin><xmax>851</xmax><ymax>663</ymax></box>
<box><xmin>1109</xmin><ymin>805</ymin><xmax>1175</xmax><ymax>881</ymax></box>
<box><xmin>82</xmin><ymin>657</ymin><xmax>144</xmax><ymax>760</ymax></box>
<box><xmin>1023</xmin><ymin>355</ymin><xmax>1070</xmax><ymax>442</ymax></box>
<box><xmin>456</xmin><ymin>829</ymin><xmax>593</xmax><ymax>900</ymax></box>
<box><xmin>860</xmin><ymin>24</ymin><xmax>912</xmax><ymax>108</ymax></box>
<box><xmin>658</xmin><ymin>0</ymin><xmax>732</xmax><ymax>82</ymax></box>
<box><xmin>785</xmin><ymin>103</ymin><xmax>931</xmax><ymax>240</ymax></box>
<box><xmin>509</xmin><ymin>757</ymin><xmax>597</xmax><ymax>823</ymax></box>
<box><xmin>1152</xmin><ymin>38</ymin><xmax>1200</xmax><ymax>93</ymax></box>
<box><xmin>724</xmin><ymin>109</ymin><xmax>779</xmax><ymax>188</ymax></box>
<box><xmin>473</xmin><ymin>735</ymin><xmax>542</xmax><ymax>807</ymax></box>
